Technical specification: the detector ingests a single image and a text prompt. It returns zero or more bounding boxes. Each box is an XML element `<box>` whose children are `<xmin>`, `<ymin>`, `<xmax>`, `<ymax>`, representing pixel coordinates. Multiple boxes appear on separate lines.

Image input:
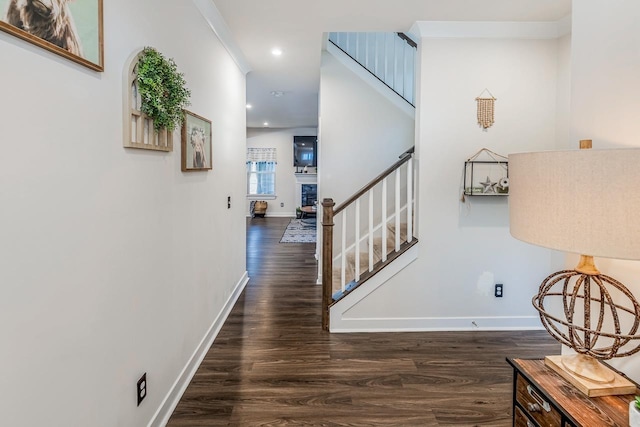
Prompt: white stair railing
<box><xmin>321</xmin><ymin>148</ymin><xmax>416</xmax><ymax>330</ymax></box>
<box><xmin>327</xmin><ymin>149</ymin><xmax>415</xmax><ymax>298</ymax></box>
<box><xmin>328</xmin><ymin>32</ymin><xmax>417</xmax><ymax>106</ymax></box>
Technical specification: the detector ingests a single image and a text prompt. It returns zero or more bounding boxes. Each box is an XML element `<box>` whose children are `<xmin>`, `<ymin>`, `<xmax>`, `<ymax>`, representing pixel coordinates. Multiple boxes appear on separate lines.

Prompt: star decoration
<box><xmin>480</xmin><ymin>176</ymin><xmax>497</xmax><ymax>193</ymax></box>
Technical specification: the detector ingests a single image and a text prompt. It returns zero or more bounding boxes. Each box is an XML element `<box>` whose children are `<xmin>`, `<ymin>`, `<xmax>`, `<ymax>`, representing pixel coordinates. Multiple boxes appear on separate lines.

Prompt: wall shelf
<box><xmin>463</xmin><ymin>149</ymin><xmax>508</xmax><ymax>196</ymax></box>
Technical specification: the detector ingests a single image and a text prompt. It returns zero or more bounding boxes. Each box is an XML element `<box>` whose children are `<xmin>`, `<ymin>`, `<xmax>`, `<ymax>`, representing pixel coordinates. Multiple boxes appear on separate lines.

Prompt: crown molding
<box><xmin>192</xmin><ymin>0</ymin><xmax>251</xmax><ymax>74</ymax></box>
<box><xmin>411</xmin><ymin>15</ymin><xmax>572</xmax><ymax>40</ymax></box>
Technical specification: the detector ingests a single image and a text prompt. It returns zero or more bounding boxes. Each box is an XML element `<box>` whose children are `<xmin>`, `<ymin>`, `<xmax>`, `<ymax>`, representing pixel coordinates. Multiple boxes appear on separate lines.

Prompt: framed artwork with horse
<box><xmin>0</xmin><ymin>0</ymin><xmax>103</xmax><ymax>71</ymax></box>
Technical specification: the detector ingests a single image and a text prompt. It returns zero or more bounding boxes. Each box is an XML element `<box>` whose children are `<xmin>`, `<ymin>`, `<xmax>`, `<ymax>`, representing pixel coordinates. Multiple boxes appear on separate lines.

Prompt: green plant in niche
<box><xmin>137</xmin><ymin>47</ymin><xmax>191</xmax><ymax>131</ymax></box>
<box><xmin>635</xmin><ymin>395</ymin><xmax>640</xmax><ymax>410</ymax></box>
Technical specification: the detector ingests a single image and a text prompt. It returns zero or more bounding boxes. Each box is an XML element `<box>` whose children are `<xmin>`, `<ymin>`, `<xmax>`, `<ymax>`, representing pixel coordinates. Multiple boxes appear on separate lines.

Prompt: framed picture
<box><xmin>0</xmin><ymin>0</ymin><xmax>104</xmax><ymax>71</ymax></box>
<box><xmin>181</xmin><ymin>110</ymin><xmax>212</xmax><ymax>172</ymax></box>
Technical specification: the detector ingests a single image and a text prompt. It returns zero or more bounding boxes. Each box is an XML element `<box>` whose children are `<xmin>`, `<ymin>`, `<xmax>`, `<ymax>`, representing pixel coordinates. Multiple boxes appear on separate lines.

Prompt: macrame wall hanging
<box><xmin>476</xmin><ymin>89</ymin><xmax>496</xmax><ymax>131</ymax></box>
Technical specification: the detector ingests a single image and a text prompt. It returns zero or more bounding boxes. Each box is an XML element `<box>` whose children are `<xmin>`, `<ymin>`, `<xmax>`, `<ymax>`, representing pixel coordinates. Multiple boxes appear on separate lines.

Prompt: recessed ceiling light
<box><xmin>263</xmin><ymin>122</ymin><xmax>269</xmax><ymax>126</ymax></box>
<box><xmin>246</xmin><ymin>104</ymin><xmax>252</xmax><ymax>109</ymax></box>
<box><xmin>271</xmin><ymin>48</ymin><xmax>282</xmax><ymax>56</ymax></box>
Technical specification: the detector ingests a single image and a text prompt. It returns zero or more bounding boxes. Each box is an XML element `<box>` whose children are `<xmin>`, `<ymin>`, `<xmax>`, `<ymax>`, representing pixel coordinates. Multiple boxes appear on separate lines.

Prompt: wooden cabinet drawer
<box><xmin>510</xmin><ymin>359</ymin><xmax>637</xmax><ymax>427</ymax></box>
<box><xmin>516</xmin><ymin>373</ymin><xmax>561</xmax><ymax>427</ymax></box>
<box><xmin>515</xmin><ymin>405</ymin><xmax>538</xmax><ymax>427</ymax></box>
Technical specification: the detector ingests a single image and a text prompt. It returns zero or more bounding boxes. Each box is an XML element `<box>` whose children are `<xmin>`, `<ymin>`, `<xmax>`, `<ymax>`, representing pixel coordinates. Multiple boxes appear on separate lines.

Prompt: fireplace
<box><xmin>301</xmin><ymin>184</ymin><xmax>317</xmax><ymax>207</ymax></box>
<box><xmin>294</xmin><ymin>172</ymin><xmax>317</xmax><ymax>208</ymax></box>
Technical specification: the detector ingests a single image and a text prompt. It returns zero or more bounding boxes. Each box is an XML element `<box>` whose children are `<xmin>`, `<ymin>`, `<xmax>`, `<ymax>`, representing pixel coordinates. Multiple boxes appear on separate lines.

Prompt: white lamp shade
<box><xmin>509</xmin><ymin>149</ymin><xmax>640</xmax><ymax>261</ymax></box>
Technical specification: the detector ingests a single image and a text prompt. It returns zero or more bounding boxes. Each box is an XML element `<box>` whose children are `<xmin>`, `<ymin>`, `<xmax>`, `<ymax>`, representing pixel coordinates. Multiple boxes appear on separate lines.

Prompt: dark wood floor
<box><xmin>167</xmin><ymin>217</ymin><xmax>559</xmax><ymax>426</ymax></box>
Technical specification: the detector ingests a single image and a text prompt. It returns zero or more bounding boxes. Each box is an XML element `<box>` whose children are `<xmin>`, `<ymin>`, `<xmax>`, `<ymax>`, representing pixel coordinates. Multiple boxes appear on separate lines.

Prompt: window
<box><xmin>247</xmin><ymin>161</ymin><xmax>276</xmax><ymax>196</ymax></box>
<box><xmin>247</xmin><ymin>148</ymin><xmax>277</xmax><ymax>197</ymax></box>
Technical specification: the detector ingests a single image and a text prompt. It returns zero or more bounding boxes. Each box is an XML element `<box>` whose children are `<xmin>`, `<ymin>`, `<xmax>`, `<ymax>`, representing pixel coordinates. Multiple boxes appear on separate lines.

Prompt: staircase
<box><xmin>321</xmin><ymin>148</ymin><xmax>417</xmax><ymax>330</ymax></box>
<box><xmin>320</xmin><ymin>32</ymin><xmax>418</xmax><ymax>331</ymax></box>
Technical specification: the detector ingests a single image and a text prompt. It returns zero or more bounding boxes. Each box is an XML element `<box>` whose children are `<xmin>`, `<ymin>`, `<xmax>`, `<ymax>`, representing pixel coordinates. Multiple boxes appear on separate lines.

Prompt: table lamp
<box><xmin>509</xmin><ymin>140</ymin><xmax>640</xmax><ymax>396</ymax></box>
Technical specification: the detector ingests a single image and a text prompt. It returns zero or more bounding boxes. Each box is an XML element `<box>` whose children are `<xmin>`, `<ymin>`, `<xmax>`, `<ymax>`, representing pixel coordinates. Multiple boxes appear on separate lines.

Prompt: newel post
<box><xmin>321</xmin><ymin>198</ymin><xmax>335</xmax><ymax>331</ymax></box>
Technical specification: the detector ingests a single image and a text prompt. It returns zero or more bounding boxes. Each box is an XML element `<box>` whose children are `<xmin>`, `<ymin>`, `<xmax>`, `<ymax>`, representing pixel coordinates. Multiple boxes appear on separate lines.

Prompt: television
<box><xmin>293</xmin><ymin>136</ymin><xmax>317</xmax><ymax>167</ymax></box>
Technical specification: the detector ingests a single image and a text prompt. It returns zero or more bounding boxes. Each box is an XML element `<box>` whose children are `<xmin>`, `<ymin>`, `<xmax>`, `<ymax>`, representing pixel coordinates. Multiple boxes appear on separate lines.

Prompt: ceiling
<box><xmin>211</xmin><ymin>0</ymin><xmax>572</xmax><ymax>129</ymax></box>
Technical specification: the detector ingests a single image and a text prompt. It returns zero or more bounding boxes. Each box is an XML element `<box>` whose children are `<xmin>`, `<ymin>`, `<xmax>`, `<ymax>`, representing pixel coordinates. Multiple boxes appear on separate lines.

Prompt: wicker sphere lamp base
<box><xmin>532</xmin><ymin>256</ymin><xmax>640</xmax><ymax>396</ymax></box>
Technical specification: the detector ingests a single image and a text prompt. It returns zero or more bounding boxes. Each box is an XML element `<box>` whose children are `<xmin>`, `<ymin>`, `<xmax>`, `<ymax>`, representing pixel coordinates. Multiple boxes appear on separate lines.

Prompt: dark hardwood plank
<box><xmin>167</xmin><ymin>217</ymin><xmax>559</xmax><ymax>426</ymax></box>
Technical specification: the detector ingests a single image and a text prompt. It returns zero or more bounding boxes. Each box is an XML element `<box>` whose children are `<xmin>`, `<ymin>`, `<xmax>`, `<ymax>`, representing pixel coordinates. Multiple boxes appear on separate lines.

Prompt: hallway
<box><xmin>167</xmin><ymin>217</ymin><xmax>558</xmax><ymax>426</ymax></box>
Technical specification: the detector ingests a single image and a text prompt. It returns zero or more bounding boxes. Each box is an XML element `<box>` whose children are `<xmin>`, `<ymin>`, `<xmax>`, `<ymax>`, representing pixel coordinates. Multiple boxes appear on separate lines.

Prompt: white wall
<box><xmin>318</xmin><ymin>50</ymin><xmax>415</xmax><ymax>207</ymax></box>
<box><xmin>246</xmin><ymin>127</ymin><xmax>317</xmax><ymax>217</ymax></box>
<box><xmin>335</xmin><ymin>30</ymin><xmax>569</xmax><ymax>330</ymax></box>
<box><xmin>0</xmin><ymin>1</ymin><xmax>247</xmax><ymax>426</ymax></box>
<box><xmin>567</xmin><ymin>0</ymin><xmax>640</xmax><ymax>381</ymax></box>
<box><xmin>556</xmin><ymin>34</ymin><xmax>571</xmax><ymax>149</ymax></box>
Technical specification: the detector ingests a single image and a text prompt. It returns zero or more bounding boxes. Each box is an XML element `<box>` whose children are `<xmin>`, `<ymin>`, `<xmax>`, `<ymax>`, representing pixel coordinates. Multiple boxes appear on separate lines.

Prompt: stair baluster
<box><xmin>395</xmin><ymin>168</ymin><xmax>401</xmax><ymax>252</ymax></box>
<box><xmin>368</xmin><ymin>189</ymin><xmax>374</xmax><ymax>272</ymax></box>
<box><xmin>340</xmin><ymin>210</ymin><xmax>347</xmax><ymax>294</ymax></box>
<box><xmin>407</xmin><ymin>157</ymin><xmax>413</xmax><ymax>243</ymax></box>
<box><xmin>355</xmin><ymin>199</ymin><xmax>361</xmax><ymax>283</ymax></box>
<box><xmin>381</xmin><ymin>178</ymin><xmax>388</xmax><ymax>262</ymax></box>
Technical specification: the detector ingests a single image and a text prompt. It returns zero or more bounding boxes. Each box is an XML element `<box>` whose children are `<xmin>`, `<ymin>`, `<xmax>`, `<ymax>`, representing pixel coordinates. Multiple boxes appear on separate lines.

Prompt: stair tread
<box><xmin>332</xmin><ymin>238</ymin><xmax>418</xmax><ymax>301</ymax></box>
<box><xmin>333</xmin><ymin>228</ymin><xmax>414</xmax><ymax>292</ymax></box>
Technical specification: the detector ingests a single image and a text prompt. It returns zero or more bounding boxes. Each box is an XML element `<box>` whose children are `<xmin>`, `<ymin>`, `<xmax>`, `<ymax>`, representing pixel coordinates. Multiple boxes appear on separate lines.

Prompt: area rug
<box><xmin>280</xmin><ymin>219</ymin><xmax>317</xmax><ymax>243</ymax></box>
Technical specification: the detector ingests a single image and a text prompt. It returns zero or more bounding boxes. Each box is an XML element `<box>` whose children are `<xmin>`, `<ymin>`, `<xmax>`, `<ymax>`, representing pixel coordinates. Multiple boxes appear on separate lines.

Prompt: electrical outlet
<box><xmin>280</xmin><ymin>202</ymin><xmax>284</xmax><ymax>207</ymax></box>
<box><xmin>137</xmin><ymin>373</ymin><xmax>147</xmax><ymax>406</ymax></box>
<box><xmin>494</xmin><ymin>284</ymin><xmax>503</xmax><ymax>298</ymax></box>
<box><xmin>227</xmin><ymin>196</ymin><xmax>231</xmax><ymax>209</ymax></box>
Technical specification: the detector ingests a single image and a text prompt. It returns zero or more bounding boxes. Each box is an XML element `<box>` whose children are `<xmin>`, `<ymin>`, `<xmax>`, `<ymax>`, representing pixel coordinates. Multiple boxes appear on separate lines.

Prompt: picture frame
<box><xmin>0</xmin><ymin>0</ymin><xmax>104</xmax><ymax>71</ymax></box>
<box><xmin>181</xmin><ymin>110</ymin><xmax>212</xmax><ymax>172</ymax></box>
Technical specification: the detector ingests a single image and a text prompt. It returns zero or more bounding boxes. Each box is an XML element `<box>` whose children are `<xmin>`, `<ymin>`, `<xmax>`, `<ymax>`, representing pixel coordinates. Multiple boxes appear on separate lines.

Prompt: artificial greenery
<box><xmin>635</xmin><ymin>395</ymin><xmax>640</xmax><ymax>410</ymax></box>
<box><xmin>137</xmin><ymin>47</ymin><xmax>191</xmax><ymax>131</ymax></box>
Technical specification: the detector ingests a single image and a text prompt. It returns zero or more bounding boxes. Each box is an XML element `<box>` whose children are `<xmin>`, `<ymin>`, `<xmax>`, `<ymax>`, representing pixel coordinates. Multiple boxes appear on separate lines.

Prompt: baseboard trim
<box><xmin>330</xmin><ymin>315</ymin><xmax>543</xmax><ymax>333</ymax></box>
<box><xmin>149</xmin><ymin>271</ymin><xmax>249</xmax><ymax>427</ymax></box>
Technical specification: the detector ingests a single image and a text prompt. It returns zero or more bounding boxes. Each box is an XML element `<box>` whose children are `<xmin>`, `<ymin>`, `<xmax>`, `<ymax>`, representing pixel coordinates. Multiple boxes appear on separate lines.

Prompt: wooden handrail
<box><xmin>396</xmin><ymin>32</ymin><xmax>417</xmax><ymax>49</ymax></box>
<box><xmin>334</xmin><ymin>147</ymin><xmax>415</xmax><ymax>215</ymax></box>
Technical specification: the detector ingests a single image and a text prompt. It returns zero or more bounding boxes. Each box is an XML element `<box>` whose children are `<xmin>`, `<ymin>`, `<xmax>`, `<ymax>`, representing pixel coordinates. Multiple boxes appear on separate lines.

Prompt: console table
<box><xmin>507</xmin><ymin>358</ymin><xmax>637</xmax><ymax>427</ymax></box>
